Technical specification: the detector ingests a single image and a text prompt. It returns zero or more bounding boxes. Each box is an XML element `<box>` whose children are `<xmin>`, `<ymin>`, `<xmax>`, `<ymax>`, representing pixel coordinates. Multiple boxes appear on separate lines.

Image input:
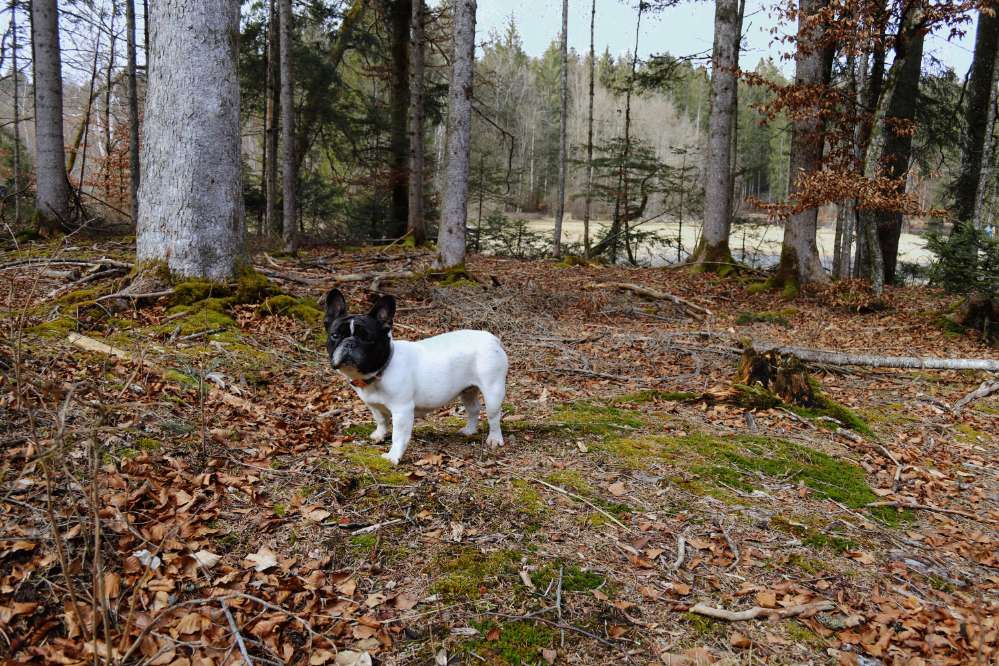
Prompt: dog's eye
<box><xmin>354</xmin><ymin>328</ymin><xmax>371</xmax><ymax>342</ymax></box>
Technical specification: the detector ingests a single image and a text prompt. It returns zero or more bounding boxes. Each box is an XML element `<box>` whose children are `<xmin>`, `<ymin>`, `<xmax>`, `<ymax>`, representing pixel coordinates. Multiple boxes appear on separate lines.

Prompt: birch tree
<box><xmin>552</xmin><ymin>0</ymin><xmax>568</xmax><ymax>256</ymax></box>
<box><xmin>436</xmin><ymin>0</ymin><xmax>476</xmax><ymax>270</ymax></box>
<box><xmin>690</xmin><ymin>0</ymin><xmax>739</xmax><ymax>271</ymax></box>
<box><xmin>771</xmin><ymin>0</ymin><xmax>834</xmax><ymax>292</ymax></box>
<box><xmin>136</xmin><ymin>0</ymin><xmax>245</xmax><ymax>281</ymax></box>
<box><xmin>30</xmin><ymin>0</ymin><xmax>72</xmax><ymax>234</ymax></box>
<box><xmin>279</xmin><ymin>0</ymin><xmax>298</xmax><ymax>252</ymax></box>
<box><xmin>407</xmin><ymin>0</ymin><xmax>427</xmax><ymax>244</ymax></box>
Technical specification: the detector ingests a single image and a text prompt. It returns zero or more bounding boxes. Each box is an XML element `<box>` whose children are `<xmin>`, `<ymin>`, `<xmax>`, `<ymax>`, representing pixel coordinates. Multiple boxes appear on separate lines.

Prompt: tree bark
<box><xmin>265</xmin><ymin>0</ymin><xmax>280</xmax><ymax>238</ymax></box>
<box><xmin>136</xmin><ymin>0</ymin><xmax>245</xmax><ymax>280</ymax></box>
<box><xmin>582</xmin><ymin>0</ymin><xmax>596</xmax><ymax>258</ymax></box>
<box><xmin>407</xmin><ymin>0</ymin><xmax>426</xmax><ymax>245</ymax></box>
<box><xmin>388</xmin><ymin>0</ymin><xmax>412</xmax><ymax>238</ymax></box>
<box><xmin>435</xmin><ymin>0</ymin><xmax>476</xmax><ymax>270</ymax></box>
<box><xmin>10</xmin><ymin>0</ymin><xmax>21</xmax><ymax>224</ymax></box>
<box><xmin>953</xmin><ymin>8</ymin><xmax>999</xmax><ymax>227</ymax></box>
<box><xmin>691</xmin><ymin>0</ymin><xmax>739</xmax><ymax>271</ymax></box>
<box><xmin>279</xmin><ymin>0</ymin><xmax>298</xmax><ymax>252</ymax></box>
<box><xmin>774</xmin><ymin>0</ymin><xmax>834</xmax><ymax>291</ymax></box>
<box><xmin>972</xmin><ymin>26</ymin><xmax>999</xmax><ymax>229</ymax></box>
<box><xmin>126</xmin><ymin>0</ymin><xmax>141</xmax><ymax>223</ymax></box>
<box><xmin>30</xmin><ymin>0</ymin><xmax>72</xmax><ymax>234</ymax></box>
<box><xmin>552</xmin><ymin>0</ymin><xmax>568</xmax><ymax>256</ymax></box>
<box><xmin>858</xmin><ymin>3</ymin><xmax>923</xmax><ymax>296</ymax></box>
<box><xmin>103</xmin><ymin>0</ymin><xmax>119</xmax><ymax>201</ymax></box>
<box><xmin>876</xmin><ymin>22</ymin><xmax>924</xmax><ymax>284</ymax></box>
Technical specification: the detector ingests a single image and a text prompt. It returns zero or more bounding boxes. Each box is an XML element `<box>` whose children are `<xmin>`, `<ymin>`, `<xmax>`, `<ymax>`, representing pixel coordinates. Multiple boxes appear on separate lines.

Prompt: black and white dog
<box><xmin>324</xmin><ymin>289</ymin><xmax>508</xmax><ymax>465</ymax></box>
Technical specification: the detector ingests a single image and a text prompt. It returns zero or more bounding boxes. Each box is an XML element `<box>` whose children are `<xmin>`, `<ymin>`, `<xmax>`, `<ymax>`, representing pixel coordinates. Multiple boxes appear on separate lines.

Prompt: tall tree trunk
<box><xmin>103</xmin><ymin>1</ymin><xmax>119</xmax><ymax>201</ymax></box>
<box><xmin>126</xmin><ymin>0</ymin><xmax>141</xmax><ymax>223</ymax></box>
<box><xmin>773</xmin><ymin>0</ymin><xmax>834</xmax><ymax>292</ymax></box>
<box><xmin>30</xmin><ymin>0</ymin><xmax>72</xmax><ymax>234</ymax></box>
<box><xmin>691</xmin><ymin>0</ymin><xmax>739</xmax><ymax>271</ymax></box>
<box><xmin>136</xmin><ymin>0</ymin><xmax>244</xmax><ymax>280</ymax></box>
<box><xmin>858</xmin><ymin>3</ymin><xmax>924</xmax><ymax>297</ymax></box>
<box><xmin>436</xmin><ymin>0</ymin><xmax>476</xmax><ymax>270</ymax></box>
<box><xmin>407</xmin><ymin>0</ymin><xmax>426</xmax><ymax>245</ymax></box>
<box><xmin>876</xmin><ymin>21</ymin><xmax>924</xmax><ymax>284</ymax></box>
<box><xmin>582</xmin><ymin>0</ymin><xmax>596</xmax><ymax>258</ymax></box>
<box><xmin>279</xmin><ymin>0</ymin><xmax>298</xmax><ymax>252</ymax></box>
<box><xmin>10</xmin><ymin>0</ymin><xmax>21</xmax><ymax>224</ymax></box>
<box><xmin>972</xmin><ymin>18</ymin><xmax>999</xmax><ymax>229</ymax></box>
<box><xmin>953</xmin><ymin>8</ymin><xmax>999</xmax><ymax>227</ymax></box>
<box><xmin>552</xmin><ymin>0</ymin><xmax>568</xmax><ymax>256</ymax></box>
<box><xmin>388</xmin><ymin>0</ymin><xmax>412</xmax><ymax>238</ymax></box>
<box><xmin>265</xmin><ymin>0</ymin><xmax>280</xmax><ymax>238</ymax></box>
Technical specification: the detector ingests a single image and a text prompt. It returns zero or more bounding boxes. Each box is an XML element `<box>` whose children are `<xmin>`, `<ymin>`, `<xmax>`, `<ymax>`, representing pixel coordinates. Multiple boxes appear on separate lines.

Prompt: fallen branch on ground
<box><xmin>587</xmin><ymin>282</ymin><xmax>713</xmax><ymax>317</ymax></box>
<box><xmin>67</xmin><ymin>333</ymin><xmax>262</xmax><ymax>417</ymax></box>
<box><xmin>0</xmin><ymin>257</ymin><xmax>133</xmax><ymax>272</ymax></box>
<box><xmin>526</xmin><ymin>477</ymin><xmax>635</xmax><ymax>533</ymax></box>
<box><xmin>688</xmin><ymin>600</ymin><xmax>834</xmax><ymax>622</ymax></box>
<box><xmin>952</xmin><ymin>379</ymin><xmax>999</xmax><ymax>412</ymax></box>
<box><xmin>95</xmin><ymin>289</ymin><xmax>174</xmax><ymax>303</ymax></box>
<box><xmin>865</xmin><ymin>500</ymin><xmax>997</xmax><ymax>524</ymax></box>
<box><xmin>752</xmin><ymin>343</ymin><xmax>999</xmax><ymax>372</ymax></box>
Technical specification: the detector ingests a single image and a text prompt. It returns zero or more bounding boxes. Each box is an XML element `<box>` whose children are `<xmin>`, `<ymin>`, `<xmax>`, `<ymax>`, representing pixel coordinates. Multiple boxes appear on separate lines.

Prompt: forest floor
<box><xmin>1</xmin><ymin>236</ymin><xmax>997</xmax><ymax>666</ymax></box>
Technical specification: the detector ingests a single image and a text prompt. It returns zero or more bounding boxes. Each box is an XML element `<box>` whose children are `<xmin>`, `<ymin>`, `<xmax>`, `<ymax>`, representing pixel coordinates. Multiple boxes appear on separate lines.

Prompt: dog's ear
<box><xmin>368</xmin><ymin>295</ymin><xmax>396</xmax><ymax>329</ymax></box>
<box><xmin>324</xmin><ymin>289</ymin><xmax>347</xmax><ymax>329</ymax></box>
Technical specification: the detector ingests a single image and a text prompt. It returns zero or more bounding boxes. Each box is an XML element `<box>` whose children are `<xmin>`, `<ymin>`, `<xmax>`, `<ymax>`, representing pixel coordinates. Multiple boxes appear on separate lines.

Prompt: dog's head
<box><xmin>323</xmin><ymin>289</ymin><xmax>395</xmax><ymax>376</ymax></box>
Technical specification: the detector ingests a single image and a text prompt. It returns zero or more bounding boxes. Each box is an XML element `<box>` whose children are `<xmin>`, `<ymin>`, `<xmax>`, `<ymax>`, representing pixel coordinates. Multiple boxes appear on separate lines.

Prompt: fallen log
<box><xmin>952</xmin><ymin>379</ymin><xmax>999</xmax><ymax>413</ymax></box>
<box><xmin>587</xmin><ymin>282</ymin><xmax>713</xmax><ymax>317</ymax></box>
<box><xmin>67</xmin><ymin>333</ymin><xmax>262</xmax><ymax>417</ymax></box>
<box><xmin>0</xmin><ymin>257</ymin><xmax>133</xmax><ymax>272</ymax></box>
<box><xmin>752</xmin><ymin>343</ymin><xmax>999</xmax><ymax>372</ymax></box>
<box><xmin>688</xmin><ymin>600</ymin><xmax>834</xmax><ymax>622</ymax></box>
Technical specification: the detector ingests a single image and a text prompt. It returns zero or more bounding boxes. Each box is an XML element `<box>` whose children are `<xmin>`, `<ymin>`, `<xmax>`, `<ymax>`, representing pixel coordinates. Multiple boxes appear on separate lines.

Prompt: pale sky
<box><xmin>474</xmin><ymin>0</ymin><xmax>978</xmax><ymax>77</ymax></box>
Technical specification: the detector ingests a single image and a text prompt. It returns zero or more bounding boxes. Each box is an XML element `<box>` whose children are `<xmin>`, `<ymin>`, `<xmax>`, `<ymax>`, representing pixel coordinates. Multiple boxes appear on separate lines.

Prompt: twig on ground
<box><xmin>221</xmin><ymin>599</ymin><xmax>255</xmax><ymax>666</ymax></box>
<box><xmin>95</xmin><ymin>288</ymin><xmax>174</xmax><ymax>303</ymax></box>
<box><xmin>866</xmin><ymin>501</ymin><xmax>997</xmax><ymax>524</ymax></box>
<box><xmin>717</xmin><ymin>520</ymin><xmax>740</xmax><ymax>569</ymax></box>
<box><xmin>526</xmin><ymin>477</ymin><xmax>635</xmax><ymax>533</ymax></box>
<box><xmin>688</xmin><ymin>600</ymin><xmax>835</xmax><ymax>622</ymax></box>
<box><xmin>350</xmin><ymin>518</ymin><xmax>405</xmax><ymax>535</ymax></box>
<box><xmin>587</xmin><ymin>281</ymin><xmax>713</xmax><ymax>317</ymax></box>
<box><xmin>835</xmin><ymin>427</ymin><xmax>863</xmax><ymax>443</ymax></box>
<box><xmin>671</xmin><ymin>533</ymin><xmax>686</xmax><ymax>570</ymax></box>
<box><xmin>874</xmin><ymin>444</ymin><xmax>904</xmax><ymax>492</ymax></box>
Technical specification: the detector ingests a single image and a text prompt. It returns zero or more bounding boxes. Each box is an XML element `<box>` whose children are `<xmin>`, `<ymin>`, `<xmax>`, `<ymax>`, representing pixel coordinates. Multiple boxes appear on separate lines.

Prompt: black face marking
<box><xmin>326</xmin><ymin>313</ymin><xmax>392</xmax><ymax>374</ymax></box>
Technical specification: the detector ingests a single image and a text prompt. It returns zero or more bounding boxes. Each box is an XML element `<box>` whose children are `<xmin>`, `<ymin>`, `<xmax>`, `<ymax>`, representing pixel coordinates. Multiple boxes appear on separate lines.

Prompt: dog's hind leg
<box><xmin>460</xmin><ymin>387</ymin><xmax>480</xmax><ymax>436</ymax></box>
<box><xmin>481</xmin><ymin>382</ymin><xmax>505</xmax><ymax>448</ymax></box>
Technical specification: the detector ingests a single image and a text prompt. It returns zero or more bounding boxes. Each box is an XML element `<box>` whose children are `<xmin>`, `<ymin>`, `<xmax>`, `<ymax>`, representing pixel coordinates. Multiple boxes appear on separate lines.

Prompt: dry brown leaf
<box><xmin>243</xmin><ymin>546</ymin><xmax>278</xmax><ymax>572</ymax></box>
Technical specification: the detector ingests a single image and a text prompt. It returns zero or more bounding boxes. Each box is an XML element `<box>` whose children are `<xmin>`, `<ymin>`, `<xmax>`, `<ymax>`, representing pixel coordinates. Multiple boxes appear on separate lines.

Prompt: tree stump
<box><xmin>735</xmin><ymin>348</ymin><xmax>816</xmax><ymax>406</ymax></box>
<box><xmin>947</xmin><ymin>291</ymin><xmax>998</xmax><ymax>344</ymax></box>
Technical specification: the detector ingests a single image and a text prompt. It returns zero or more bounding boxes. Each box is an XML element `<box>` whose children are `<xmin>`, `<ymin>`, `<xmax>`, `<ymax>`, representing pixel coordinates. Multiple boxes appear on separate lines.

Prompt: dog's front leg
<box><xmin>369</xmin><ymin>405</ymin><xmax>390</xmax><ymax>443</ymax></box>
<box><xmin>382</xmin><ymin>403</ymin><xmax>414</xmax><ymax>465</ymax></box>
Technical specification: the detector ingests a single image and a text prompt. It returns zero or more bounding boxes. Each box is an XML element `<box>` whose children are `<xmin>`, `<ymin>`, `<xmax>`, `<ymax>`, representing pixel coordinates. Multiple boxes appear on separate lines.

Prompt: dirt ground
<box><xmin>1</xmin><ymin>237</ymin><xmax>997</xmax><ymax>665</ymax></box>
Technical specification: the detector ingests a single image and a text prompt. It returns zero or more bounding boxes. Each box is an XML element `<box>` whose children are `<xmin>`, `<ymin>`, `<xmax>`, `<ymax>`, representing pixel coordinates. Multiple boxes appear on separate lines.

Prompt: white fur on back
<box><xmin>352</xmin><ymin>330</ymin><xmax>507</xmax><ymax>412</ymax></box>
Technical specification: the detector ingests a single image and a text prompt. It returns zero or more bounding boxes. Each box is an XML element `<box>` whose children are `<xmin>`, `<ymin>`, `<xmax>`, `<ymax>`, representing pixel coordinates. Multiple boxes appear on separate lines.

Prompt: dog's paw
<box><xmin>460</xmin><ymin>425</ymin><xmax>478</xmax><ymax>437</ymax></box>
<box><xmin>486</xmin><ymin>434</ymin><xmax>504</xmax><ymax>449</ymax></box>
<box><xmin>380</xmin><ymin>451</ymin><xmax>401</xmax><ymax>466</ymax></box>
<box><xmin>370</xmin><ymin>428</ymin><xmax>388</xmax><ymax>443</ymax></box>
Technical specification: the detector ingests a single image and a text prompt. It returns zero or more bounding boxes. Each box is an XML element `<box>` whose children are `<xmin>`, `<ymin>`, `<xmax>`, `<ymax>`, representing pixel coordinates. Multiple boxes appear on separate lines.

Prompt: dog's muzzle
<box><xmin>331</xmin><ymin>342</ymin><xmax>352</xmax><ymax>368</ymax></box>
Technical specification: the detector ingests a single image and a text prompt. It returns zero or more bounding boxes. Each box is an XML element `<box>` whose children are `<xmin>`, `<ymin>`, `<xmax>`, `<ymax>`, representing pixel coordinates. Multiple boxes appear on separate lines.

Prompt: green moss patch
<box><xmin>530</xmin><ymin>561</ymin><xmax>604</xmax><ymax>592</ymax></box>
<box><xmin>27</xmin><ymin>316</ymin><xmax>77</xmax><ymax>338</ymax></box>
<box><xmin>429</xmin><ymin>548</ymin><xmax>522</xmax><ymax>600</ymax></box>
<box><xmin>258</xmin><ymin>295</ymin><xmax>323</xmax><ymax>325</ymax></box>
<box><xmin>736</xmin><ymin>308</ymin><xmax>797</xmax><ymax>327</ymax></box>
<box><xmin>554</xmin><ymin>401</ymin><xmax>645</xmax><ymax>437</ymax></box>
<box><xmin>465</xmin><ymin>621</ymin><xmax>556</xmax><ymax>665</ymax></box>
<box><xmin>611</xmin><ymin>390</ymin><xmax>699</xmax><ymax>405</ymax></box>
